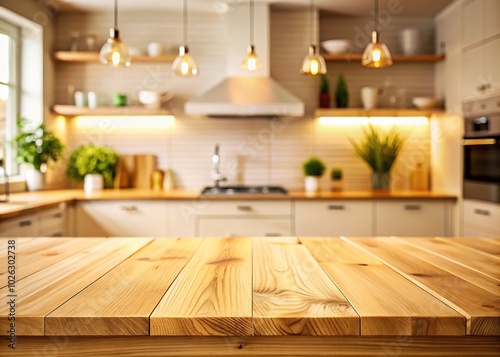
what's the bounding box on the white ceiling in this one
[49,0,454,16]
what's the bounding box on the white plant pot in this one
[84,174,104,193]
[25,169,45,191]
[304,176,320,193]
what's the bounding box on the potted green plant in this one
[15,119,64,191]
[66,144,119,190]
[349,125,405,190]
[319,74,331,108]
[303,157,326,193]
[330,168,343,191]
[335,73,349,108]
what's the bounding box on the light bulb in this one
[301,45,326,75]
[99,28,131,68]
[172,45,198,77]
[241,45,262,71]
[361,31,392,68]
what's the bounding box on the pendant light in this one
[172,0,198,77]
[99,0,131,67]
[300,0,326,76]
[241,0,262,71]
[361,0,393,68]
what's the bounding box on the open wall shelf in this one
[53,51,177,63]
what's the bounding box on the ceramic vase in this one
[84,174,104,193]
[305,176,320,193]
[25,169,45,191]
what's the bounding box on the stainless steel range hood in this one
[185,4,304,118]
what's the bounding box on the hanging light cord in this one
[374,0,379,33]
[250,0,254,45]
[309,0,314,44]
[183,0,188,46]
[114,0,118,29]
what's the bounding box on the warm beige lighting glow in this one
[362,32,392,68]
[74,116,175,129]
[318,116,428,126]
[172,45,198,77]
[99,0,131,68]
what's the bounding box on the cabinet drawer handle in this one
[265,233,282,237]
[404,204,422,211]
[237,205,253,212]
[53,212,63,219]
[328,205,345,210]
[121,205,138,211]
[473,208,490,216]
[19,220,32,227]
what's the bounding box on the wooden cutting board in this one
[115,155,157,189]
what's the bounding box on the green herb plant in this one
[15,118,64,172]
[350,125,405,174]
[335,73,349,108]
[66,144,119,188]
[331,168,343,180]
[320,74,330,94]
[303,157,326,177]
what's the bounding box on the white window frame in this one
[0,18,20,176]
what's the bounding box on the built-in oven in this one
[463,93,500,203]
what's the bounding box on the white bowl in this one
[321,40,351,54]
[412,97,441,109]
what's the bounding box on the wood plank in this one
[53,51,176,63]
[0,238,152,336]
[300,238,464,336]
[46,238,202,335]
[403,238,500,280]
[391,238,500,296]
[349,237,500,335]
[12,336,500,356]
[52,104,171,116]
[0,238,105,287]
[437,238,500,259]
[253,238,359,336]
[150,238,253,336]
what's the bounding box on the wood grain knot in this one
[42,251,60,256]
[357,263,369,266]
[206,257,243,265]
[410,273,432,278]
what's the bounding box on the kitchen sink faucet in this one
[211,144,227,188]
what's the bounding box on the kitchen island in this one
[1,236,499,356]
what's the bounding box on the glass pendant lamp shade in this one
[173,0,198,77]
[361,31,392,68]
[301,0,326,75]
[99,28,131,67]
[242,45,262,71]
[301,44,326,75]
[99,0,131,67]
[172,45,198,76]
[362,0,392,68]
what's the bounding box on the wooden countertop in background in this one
[0,189,457,220]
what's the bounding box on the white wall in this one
[56,8,433,191]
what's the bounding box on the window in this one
[0,18,20,175]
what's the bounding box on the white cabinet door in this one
[198,218,291,237]
[462,0,483,48]
[462,45,483,99]
[0,214,38,237]
[38,205,66,237]
[195,200,292,237]
[484,0,500,39]
[375,200,448,237]
[166,201,196,237]
[483,38,500,93]
[463,199,500,237]
[75,201,168,237]
[294,201,373,236]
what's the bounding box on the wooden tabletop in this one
[0,237,498,337]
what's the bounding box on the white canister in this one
[74,91,87,108]
[84,174,104,192]
[87,91,97,109]
[147,42,164,57]
[399,28,420,55]
[361,87,380,109]
[304,176,320,193]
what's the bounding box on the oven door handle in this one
[463,138,497,145]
